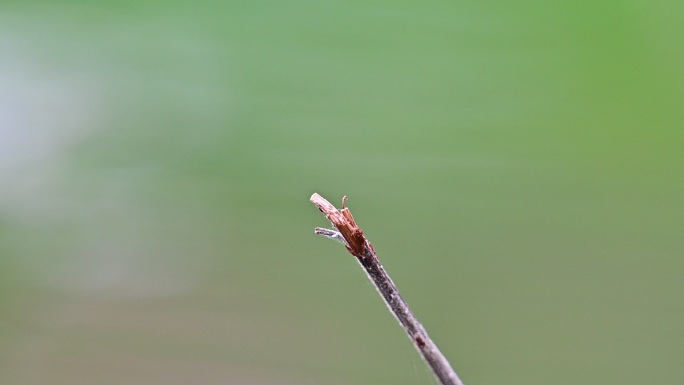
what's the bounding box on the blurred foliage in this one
[1,1,682,384]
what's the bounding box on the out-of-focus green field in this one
[1,1,682,384]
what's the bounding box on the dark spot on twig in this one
[415,336,426,349]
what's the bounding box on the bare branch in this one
[309,193,465,385]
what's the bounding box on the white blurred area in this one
[0,12,253,382]
[0,12,218,299]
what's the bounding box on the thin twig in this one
[310,193,465,385]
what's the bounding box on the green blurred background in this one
[1,1,682,384]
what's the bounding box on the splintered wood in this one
[310,193,367,258]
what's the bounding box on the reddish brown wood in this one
[310,193,366,258]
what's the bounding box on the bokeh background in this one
[1,1,682,384]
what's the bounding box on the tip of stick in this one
[310,192,367,257]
